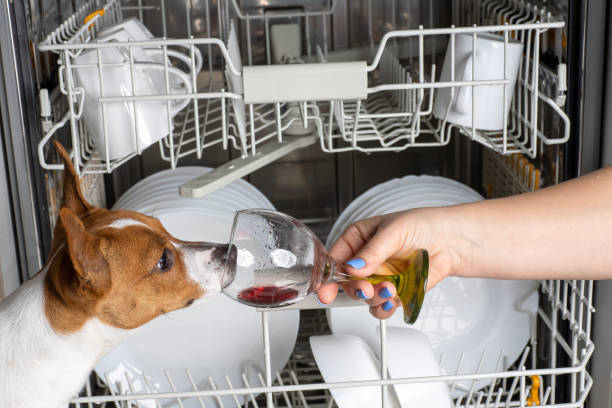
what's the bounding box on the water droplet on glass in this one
[270,249,297,268]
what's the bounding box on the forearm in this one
[441,166,612,281]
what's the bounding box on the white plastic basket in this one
[37,0,568,177]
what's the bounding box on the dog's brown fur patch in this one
[44,143,204,333]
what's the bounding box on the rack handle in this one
[527,375,541,406]
[84,9,105,30]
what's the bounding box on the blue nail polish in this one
[379,287,392,299]
[356,289,369,300]
[316,297,325,306]
[346,258,366,269]
[382,301,393,311]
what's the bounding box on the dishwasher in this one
[0,0,608,406]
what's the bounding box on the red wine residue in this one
[238,286,299,306]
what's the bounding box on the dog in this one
[0,142,237,408]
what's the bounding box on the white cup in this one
[97,18,203,91]
[433,32,523,131]
[73,46,192,161]
[96,17,155,42]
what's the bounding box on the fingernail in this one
[382,300,394,311]
[356,289,369,300]
[346,258,366,269]
[379,287,392,299]
[316,297,325,306]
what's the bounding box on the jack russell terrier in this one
[0,142,237,408]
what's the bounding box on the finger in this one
[344,224,405,277]
[328,217,383,274]
[340,280,375,301]
[317,282,339,304]
[365,281,397,307]
[369,297,400,319]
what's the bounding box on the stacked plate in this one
[326,175,483,246]
[96,167,299,408]
[324,175,538,399]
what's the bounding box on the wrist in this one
[422,205,475,280]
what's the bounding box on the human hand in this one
[317,208,461,319]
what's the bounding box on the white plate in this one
[142,205,241,223]
[333,175,480,228]
[113,167,207,208]
[98,180,291,408]
[327,185,481,246]
[128,191,263,216]
[384,327,451,408]
[96,209,299,408]
[326,177,537,397]
[123,178,268,209]
[343,191,475,226]
[326,176,482,246]
[338,187,475,227]
[118,174,270,211]
[115,167,272,211]
[96,296,299,408]
[114,167,272,209]
[310,335,399,408]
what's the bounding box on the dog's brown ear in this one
[53,141,93,216]
[59,207,109,296]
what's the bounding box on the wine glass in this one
[222,209,428,324]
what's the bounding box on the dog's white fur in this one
[0,223,224,408]
[0,255,129,408]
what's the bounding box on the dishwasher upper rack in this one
[36,0,568,176]
[68,279,594,408]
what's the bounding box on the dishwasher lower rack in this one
[70,279,594,408]
[37,0,569,177]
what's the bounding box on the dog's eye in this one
[157,249,172,272]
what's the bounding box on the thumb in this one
[344,226,403,277]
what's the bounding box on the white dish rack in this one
[68,279,593,408]
[34,1,593,407]
[37,0,569,180]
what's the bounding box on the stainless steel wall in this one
[0,130,20,299]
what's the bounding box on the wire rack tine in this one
[123,371,137,407]
[241,373,260,408]
[467,348,488,401]
[224,375,242,408]
[103,373,122,408]
[289,370,309,408]
[208,376,225,408]
[275,372,293,408]
[143,374,163,408]
[185,368,207,408]
[165,370,185,408]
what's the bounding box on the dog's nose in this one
[211,244,236,263]
[212,244,237,288]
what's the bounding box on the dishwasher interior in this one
[28,0,592,406]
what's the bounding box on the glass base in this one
[399,250,428,324]
[332,250,429,324]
